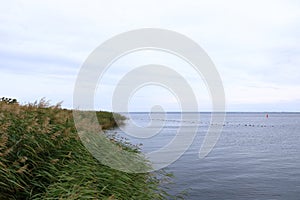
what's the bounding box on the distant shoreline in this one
[121,111,300,114]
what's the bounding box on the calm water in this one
[112,113,300,200]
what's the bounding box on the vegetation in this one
[0,98,175,199]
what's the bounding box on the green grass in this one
[0,98,177,199]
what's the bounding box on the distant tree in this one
[0,97,18,104]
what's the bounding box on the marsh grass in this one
[0,99,176,199]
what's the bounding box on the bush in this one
[0,97,17,104]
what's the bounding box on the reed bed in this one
[0,98,175,199]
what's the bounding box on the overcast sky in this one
[1,0,300,112]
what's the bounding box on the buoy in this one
[266,114,269,118]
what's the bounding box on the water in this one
[112,113,300,199]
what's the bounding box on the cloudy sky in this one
[1,0,300,112]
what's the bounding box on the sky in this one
[1,0,300,112]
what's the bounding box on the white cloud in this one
[0,0,300,111]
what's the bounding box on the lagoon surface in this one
[113,113,300,199]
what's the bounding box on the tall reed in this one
[0,99,176,199]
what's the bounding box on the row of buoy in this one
[135,118,277,128]
[135,113,272,127]
[208,123,274,128]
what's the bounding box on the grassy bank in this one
[0,98,174,199]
